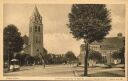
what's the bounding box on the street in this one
[4,64,76,77]
[4,64,125,77]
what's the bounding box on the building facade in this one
[78,33,125,66]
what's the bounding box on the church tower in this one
[29,6,44,57]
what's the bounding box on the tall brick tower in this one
[29,6,44,58]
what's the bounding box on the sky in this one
[3,4,125,56]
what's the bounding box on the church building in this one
[22,6,45,64]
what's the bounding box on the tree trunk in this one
[7,46,10,69]
[84,42,89,76]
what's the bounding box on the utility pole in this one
[84,42,89,76]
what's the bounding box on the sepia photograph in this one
[3,4,125,77]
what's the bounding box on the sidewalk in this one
[73,66,125,77]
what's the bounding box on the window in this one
[35,26,38,32]
[35,26,40,32]
[35,36,41,43]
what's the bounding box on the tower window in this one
[38,26,40,32]
[35,26,38,32]
[37,49,39,51]
[35,36,40,43]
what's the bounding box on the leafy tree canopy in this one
[68,4,111,43]
[112,47,125,60]
[4,24,24,60]
[65,51,76,61]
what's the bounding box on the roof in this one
[31,6,41,18]
[91,37,125,50]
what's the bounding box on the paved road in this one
[4,64,125,77]
[4,64,76,77]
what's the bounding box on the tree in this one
[65,51,76,62]
[68,4,111,76]
[4,24,24,65]
[112,51,120,59]
[119,47,125,64]
[112,47,125,64]
[88,50,102,66]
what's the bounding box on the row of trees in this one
[43,51,77,64]
[13,51,77,66]
[15,47,125,66]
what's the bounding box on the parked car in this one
[10,59,20,72]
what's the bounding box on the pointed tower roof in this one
[30,5,42,23]
[32,5,41,17]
